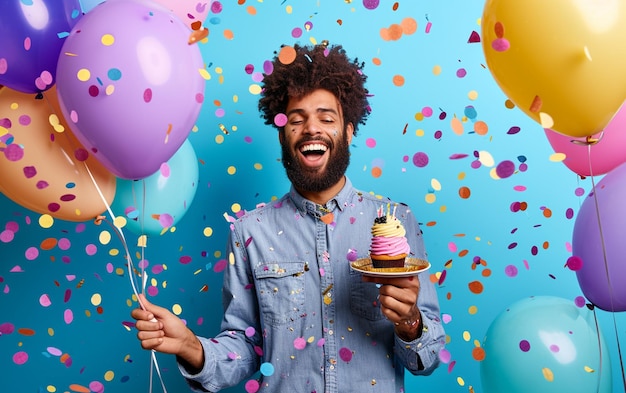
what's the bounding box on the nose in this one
[303,118,322,135]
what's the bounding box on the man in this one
[132,43,445,392]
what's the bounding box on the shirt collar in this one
[289,177,354,217]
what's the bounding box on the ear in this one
[346,122,354,144]
[278,129,285,144]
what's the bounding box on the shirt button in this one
[328,330,334,335]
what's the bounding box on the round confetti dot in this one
[244,379,259,393]
[474,121,488,135]
[293,337,306,350]
[278,46,297,65]
[39,214,54,228]
[291,27,303,38]
[0,322,15,334]
[492,38,510,52]
[91,293,102,306]
[107,68,122,81]
[104,370,115,381]
[40,294,52,307]
[412,152,429,167]
[365,137,376,148]
[172,304,182,315]
[85,244,97,256]
[439,348,451,363]
[25,246,39,260]
[392,74,405,86]
[260,362,274,376]
[89,381,104,393]
[0,229,15,243]
[339,347,353,362]
[458,186,471,199]
[566,256,583,271]
[58,238,71,250]
[519,340,530,352]
[13,351,28,365]
[4,144,24,161]
[472,346,485,361]
[363,0,380,10]
[504,264,518,277]
[574,296,586,307]
[101,34,114,45]
[274,113,287,127]
[371,166,382,178]
[468,280,483,294]
[496,160,515,178]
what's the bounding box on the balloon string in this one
[585,142,626,390]
[81,162,168,393]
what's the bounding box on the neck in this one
[296,176,347,205]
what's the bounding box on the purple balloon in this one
[572,162,626,311]
[0,0,82,93]
[56,0,205,180]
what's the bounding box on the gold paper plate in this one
[350,257,431,277]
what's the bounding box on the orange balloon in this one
[0,86,116,221]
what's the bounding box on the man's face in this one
[279,89,354,194]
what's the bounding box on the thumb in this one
[137,293,169,319]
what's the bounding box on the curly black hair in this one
[258,43,370,136]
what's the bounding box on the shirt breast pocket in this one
[254,261,306,327]
[349,270,386,321]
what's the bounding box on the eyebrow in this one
[286,107,339,116]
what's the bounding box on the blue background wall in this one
[1,1,624,392]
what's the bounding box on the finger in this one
[135,319,162,332]
[138,336,164,351]
[379,285,417,305]
[130,307,154,321]
[363,275,419,288]
[380,303,403,323]
[137,294,171,319]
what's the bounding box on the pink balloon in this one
[151,0,211,28]
[56,0,205,180]
[545,104,626,177]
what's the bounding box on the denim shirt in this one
[179,178,445,392]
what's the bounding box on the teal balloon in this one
[480,296,612,393]
[111,140,199,236]
[79,0,106,13]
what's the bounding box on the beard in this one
[281,131,350,194]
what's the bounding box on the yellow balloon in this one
[0,86,116,221]
[482,0,626,137]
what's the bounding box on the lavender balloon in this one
[572,162,626,311]
[56,0,205,179]
[0,0,82,93]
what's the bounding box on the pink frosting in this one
[370,235,410,256]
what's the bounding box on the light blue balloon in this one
[480,296,612,393]
[79,0,106,13]
[111,139,199,236]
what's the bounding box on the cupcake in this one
[369,204,411,268]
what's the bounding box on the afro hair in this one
[258,43,370,136]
